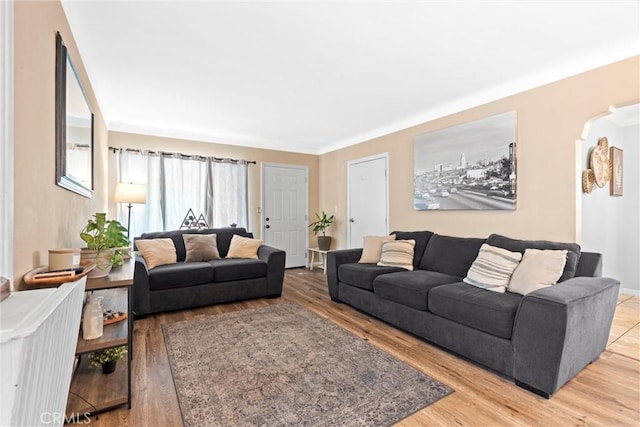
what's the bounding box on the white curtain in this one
[114,149,248,237]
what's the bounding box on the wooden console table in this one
[65,259,134,418]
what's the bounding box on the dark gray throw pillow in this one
[486,234,581,282]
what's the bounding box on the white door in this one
[262,164,308,268]
[348,154,389,248]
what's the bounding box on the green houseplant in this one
[89,346,127,375]
[80,213,130,278]
[309,211,335,251]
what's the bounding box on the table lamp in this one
[114,183,147,239]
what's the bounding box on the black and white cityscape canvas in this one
[414,111,516,210]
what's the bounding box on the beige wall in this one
[320,56,640,249]
[108,132,319,240]
[13,1,109,289]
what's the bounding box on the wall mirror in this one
[55,32,94,198]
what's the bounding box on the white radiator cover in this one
[0,278,86,426]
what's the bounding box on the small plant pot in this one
[81,249,114,278]
[102,361,116,375]
[317,236,332,251]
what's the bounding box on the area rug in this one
[162,302,452,426]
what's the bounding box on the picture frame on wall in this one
[413,111,517,210]
[610,146,623,196]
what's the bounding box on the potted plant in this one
[80,213,130,278]
[309,211,335,251]
[89,346,127,375]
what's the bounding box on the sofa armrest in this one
[326,249,363,302]
[512,276,620,397]
[133,255,151,317]
[258,245,286,297]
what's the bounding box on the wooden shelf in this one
[85,259,135,290]
[77,288,128,354]
[66,258,133,419]
[66,355,129,415]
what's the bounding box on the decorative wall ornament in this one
[582,136,611,193]
[610,146,623,196]
[413,111,517,211]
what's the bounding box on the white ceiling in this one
[61,1,640,155]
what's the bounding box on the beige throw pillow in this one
[463,244,523,293]
[377,240,415,271]
[358,235,396,263]
[183,234,220,262]
[507,248,568,295]
[227,235,263,259]
[135,238,177,270]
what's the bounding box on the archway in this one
[578,103,639,295]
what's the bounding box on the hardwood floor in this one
[86,269,640,426]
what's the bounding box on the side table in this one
[308,248,329,274]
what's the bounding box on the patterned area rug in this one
[162,302,452,426]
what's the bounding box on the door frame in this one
[347,153,389,248]
[1,1,13,284]
[261,162,309,263]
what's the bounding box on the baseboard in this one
[620,288,640,297]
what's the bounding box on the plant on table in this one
[80,213,130,274]
[309,211,335,250]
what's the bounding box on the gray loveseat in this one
[327,231,620,398]
[133,227,285,316]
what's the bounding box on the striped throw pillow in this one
[463,244,522,293]
[377,240,416,271]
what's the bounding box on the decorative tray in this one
[23,260,96,288]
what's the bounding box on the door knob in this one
[265,217,270,222]
[265,225,270,229]
[349,218,355,223]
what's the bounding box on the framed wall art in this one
[610,146,623,196]
[413,111,517,210]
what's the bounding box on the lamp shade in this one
[114,183,147,204]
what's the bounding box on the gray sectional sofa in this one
[133,227,285,316]
[327,231,620,398]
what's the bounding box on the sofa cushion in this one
[487,234,581,282]
[428,282,523,339]
[391,231,434,269]
[148,262,214,291]
[359,235,396,263]
[338,263,404,291]
[183,233,221,262]
[373,270,463,311]
[419,234,486,277]
[136,238,177,270]
[507,249,568,295]
[208,259,267,282]
[463,244,523,293]
[377,240,415,271]
[227,235,263,259]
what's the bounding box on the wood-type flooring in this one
[82,268,640,426]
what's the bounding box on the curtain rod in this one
[109,146,257,165]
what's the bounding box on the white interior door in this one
[262,164,308,268]
[348,154,389,248]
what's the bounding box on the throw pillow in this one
[183,234,220,262]
[358,235,396,263]
[463,244,523,293]
[377,240,416,271]
[226,234,263,259]
[508,248,568,295]
[135,238,177,270]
